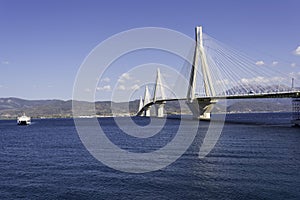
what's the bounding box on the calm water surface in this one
[0,113,299,199]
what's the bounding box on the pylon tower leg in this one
[156,102,165,118]
[144,107,151,117]
[186,26,217,120]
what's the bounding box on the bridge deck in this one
[137,91,300,116]
[201,91,300,100]
[154,91,300,103]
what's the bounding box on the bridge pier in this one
[144,106,151,117]
[138,96,144,116]
[292,98,300,127]
[142,85,152,117]
[186,98,216,120]
[156,101,166,118]
[185,26,217,121]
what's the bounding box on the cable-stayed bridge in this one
[137,26,300,126]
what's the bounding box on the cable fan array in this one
[192,33,294,97]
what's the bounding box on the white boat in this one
[17,113,31,125]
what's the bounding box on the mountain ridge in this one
[0,97,294,119]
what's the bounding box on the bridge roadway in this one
[137,91,300,116]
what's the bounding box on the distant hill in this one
[0,97,190,119]
[0,98,140,119]
[0,97,295,119]
[0,98,72,119]
[226,99,292,113]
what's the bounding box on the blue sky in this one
[0,0,299,100]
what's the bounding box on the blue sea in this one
[0,113,299,199]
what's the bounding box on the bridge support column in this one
[186,98,216,120]
[156,101,166,118]
[138,96,144,116]
[186,26,217,121]
[152,68,166,118]
[292,98,300,127]
[143,85,152,117]
[144,106,151,117]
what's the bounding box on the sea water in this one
[0,113,299,199]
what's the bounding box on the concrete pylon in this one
[143,85,151,117]
[187,26,215,100]
[156,103,165,118]
[153,68,166,118]
[197,26,215,97]
[138,96,144,116]
[153,68,166,102]
[186,26,217,120]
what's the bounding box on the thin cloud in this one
[293,46,300,55]
[255,61,265,66]
[84,88,92,93]
[115,84,140,91]
[121,73,131,80]
[291,63,297,67]
[216,79,230,85]
[272,61,278,66]
[241,76,270,84]
[240,76,284,84]
[117,85,126,91]
[1,60,9,65]
[130,84,140,91]
[97,85,111,91]
[100,77,110,83]
[118,73,132,83]
[289,71,300,79]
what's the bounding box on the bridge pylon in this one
[153,68,166,118]
[143,85,151,117]
[138,96,144,117]
[186,26,217,120]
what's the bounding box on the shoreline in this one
[0,111,294,121]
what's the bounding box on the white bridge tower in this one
[143,85,151,117]
[153,68,166,117]
[186,26,217,120]
[137,68,166,117]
